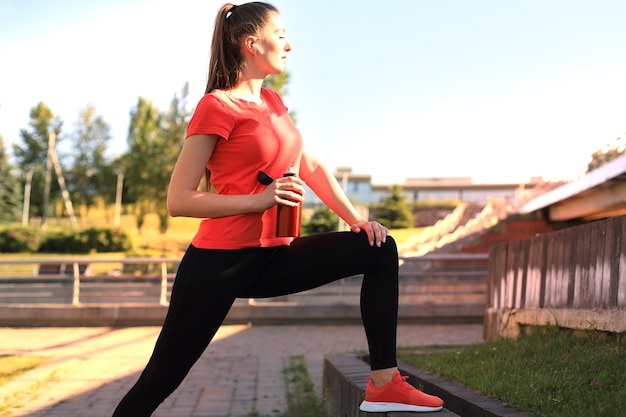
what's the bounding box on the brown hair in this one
[205,2,279,94]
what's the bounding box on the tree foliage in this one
[372,184,414,229]
[123,97,162,230]
[6,74,286,230]
[263,72,289,96]
[156,83,191,231]
[11,102,64,217]
[303,206,339,235]
[0,135,22,222]
[123,84,190,232]
[586,135,625,172]
[68,103,113,209]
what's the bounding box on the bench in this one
[37,263,91,276]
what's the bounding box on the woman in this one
[112,2,443,415]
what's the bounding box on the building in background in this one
[303,167,543,208]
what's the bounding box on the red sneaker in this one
[359,371,444,413]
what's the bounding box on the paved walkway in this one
[0,324,483,417]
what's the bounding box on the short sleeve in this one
[261,88,289,115]
[186,94,235,140]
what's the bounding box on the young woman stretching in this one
[111,2,443,415]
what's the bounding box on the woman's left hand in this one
[350,221,390,248]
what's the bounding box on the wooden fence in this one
[485,215,626,341]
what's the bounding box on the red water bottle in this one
[276,167,302,237]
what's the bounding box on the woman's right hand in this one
[169,135,306,218]
[255,174,305,211]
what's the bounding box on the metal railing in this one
[0,258,179,306]
[0,254,489,306]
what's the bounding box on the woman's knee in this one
[384,235,397,251]
[379,234,398,263]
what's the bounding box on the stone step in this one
[323,354,531,417]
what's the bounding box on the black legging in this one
[112,231,399,417]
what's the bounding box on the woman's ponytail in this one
[204,2,278,94]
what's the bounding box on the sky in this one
[1,0,626,185]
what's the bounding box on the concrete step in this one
[323,354,532,417]
[323,354,459,416]
[0,302,486,327]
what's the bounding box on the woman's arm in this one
[299,150,389,246]
[167,134,303,218]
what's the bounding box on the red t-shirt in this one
[186,88,303,249]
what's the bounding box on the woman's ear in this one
[245,36,261,55]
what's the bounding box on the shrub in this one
[303,206,340,235]
[82,227,131,252]
[0,227,43,252]
[38,230,90,253]
[0,227,132,253]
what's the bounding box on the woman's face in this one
[254,12,291,74]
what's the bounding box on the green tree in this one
[373,184,414,229]
[0,135,22,222]
[12,102,64,218]
[263,72,289,96]
[123,97,162,231]
[68,103,113,210]
[303,206,339,235]
[123,85,190,233]
[155,83,191,232]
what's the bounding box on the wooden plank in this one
[557,231,569,307]
[525,236,542,308]
[510,239,521,309]
[608,217,621,307]
[585,223,596,308]
[537,234,548,306]
[574,224,593,308]
[553,232,564,307]
[565,227,576,308]
[544,234,557,308]
[587,223,599,304]
[487,244,507,308]
[539,233,549,308]
[508,239,525,309]
[497,244,509,309]
[617,216,626,308]
[599,218,614,308]
[592,218,610,302]
[504,241,516,308]
[559,229,572,307]
[518,239,529,309]
[486,246,496,308]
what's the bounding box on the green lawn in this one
[398,326,626,417]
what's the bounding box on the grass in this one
[283,355,331,417]
[0,355,49,387]
[398,326,626,417]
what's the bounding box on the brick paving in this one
[0,323,483,417]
